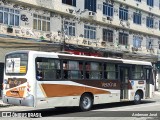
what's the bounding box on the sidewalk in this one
[0,98,12,107]
[154,91,160,96]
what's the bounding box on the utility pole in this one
[61,16,65,51]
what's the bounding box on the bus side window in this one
[132,65,144,80]
[68,60,82,80]
[36,58,61,81]
[104,63,118,80]
[90,62,102,80]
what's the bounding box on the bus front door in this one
[120,67,130,100]
[145,68,152,98]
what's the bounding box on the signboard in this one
[6,58,21,73]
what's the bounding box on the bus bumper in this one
[2,95,34,107]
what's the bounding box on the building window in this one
[85,0,97,12]
[84,25,96,40]
[147,0,154,7]
[62,0,76,7]
[103,29,113,42]
[133,12,141,25]
[0,6,20,26]
[119,32,128,45]
[119,7,128,21]
[103,2,113,17]
[146,17,154,28]
[33,14,50,31]
[64,21,75,36]
[133,36,142,48]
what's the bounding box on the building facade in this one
[0,0,159,62]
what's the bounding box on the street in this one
[0,92,160,120]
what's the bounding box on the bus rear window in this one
[5,53,28,75]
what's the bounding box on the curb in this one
[0,105,12,107]
[154,91,160,94]
[0,99,13,107]
[0,103,13,107]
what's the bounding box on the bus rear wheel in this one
[134,92,141,104]
[79,94,93,111]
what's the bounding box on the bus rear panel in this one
[3,51,34,107]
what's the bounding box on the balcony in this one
[11,0,53,9]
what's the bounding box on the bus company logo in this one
[1,112,42,118]
[101,82,117,88]
[2,112,13,117]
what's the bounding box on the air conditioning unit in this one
[114,9,118,13]
[154,24,158,29]
[101,41,106,47]
[120,20,125,27]
[132,47,138,51]
[126,21,130,27]
[88,41,92,45]
[7,26,13,33]
[120,4,123,8]
[68,8,74,14]
[83,39,87,44]
[89,11,95,17]
[107,16,113,21]
[102,17,106,22]
[128,14,133,19]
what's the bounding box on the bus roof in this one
[6,50,152,66]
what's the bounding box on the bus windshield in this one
[5,53,28,75]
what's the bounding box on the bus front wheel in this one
[134,92,141,104]
[79,93,93,111]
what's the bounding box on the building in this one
[0,0,160,90]
[0,0,159,60]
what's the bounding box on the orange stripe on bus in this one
[6,86,26,98]
[40,84,111,97]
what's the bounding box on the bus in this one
[2,50,154,111]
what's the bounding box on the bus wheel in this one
[79,94,93,111]
[134,92,141,104]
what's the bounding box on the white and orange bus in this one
[2,50,154,111]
